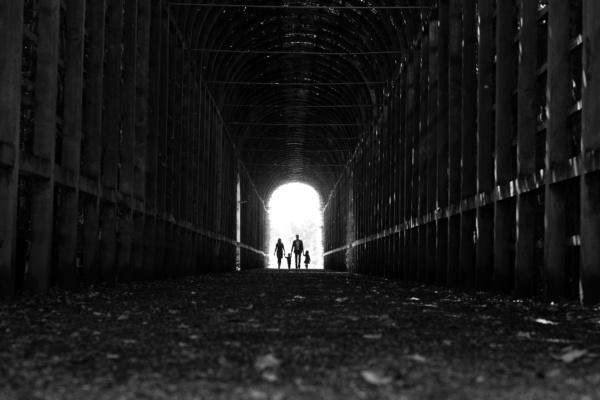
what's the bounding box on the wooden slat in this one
[418,29,429,282]
[0,0,24,298]
[81,0,105,286]
[436,0,449,286]
[100,0,124,285]
[447,0,462,288]
[494,0,515,293]
[119,0,137,197]
[403,58,414,280]
[155,9,170,278]
[425,18,438,285]
[544,0,570,300]
[475,0,494,291]
[132,0,150,281]
[580,0,600,305]
[460,0,476,289]
[57,0,87,290]
[143,0,162,281]
[117,0,137,283]
[515,0,538,297]
[28,0,61,295]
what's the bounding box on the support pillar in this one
[580,0,600,305]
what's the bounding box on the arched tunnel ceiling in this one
[168,1,432,202]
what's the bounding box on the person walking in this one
[291,234,304,269]
[303,250,311,269]
[284,253,292,269]
[273,238,285,269]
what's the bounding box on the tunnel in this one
[2,1,600,397]
[2,0,600,303]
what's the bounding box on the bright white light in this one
[267,182,323,269]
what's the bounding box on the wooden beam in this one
[475,0,494,291]
[436,0,449,286]
[425,18,438,285]
[494,0,515,293]
[57,0,87,290]
[28,0,61,295]
[118,0,136,283]
[0,0,24,298]
[580,0,600,305]
[100,0,124,285]
[132,0,151,281]
[81,0,105,286]
[545,0,570,300]
[460,0,476,289]
[447,0,462,288]
[515,0,538,297]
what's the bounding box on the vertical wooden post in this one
[545,0,570,300]
[57,0,87,290]
[494,0,515,293]
[82,0,106,286]
[476,0,495,291]
[144,0,162,281]
[426,17,438,285]
[515,0,538,297]
[0,0,24,298]
[411,44,422,282]
[120,0,136,199]
[447,0,462,288]
[436,0,449,286]
[117,0,137,283]
[403,58,414,280]
[155,9,170,279]
[460,0,477,289]
[580,0,600,305]
[132,0,151,281]
[100,0,124,286]
[170,33,183,277]
[418,26,429,283]
[28,0,61,294]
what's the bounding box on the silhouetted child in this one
[304,251,311,269]
[285,253,292,269]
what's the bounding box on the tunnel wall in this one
[324,0,600,304]
[0,0,267,297]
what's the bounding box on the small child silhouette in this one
[284,253,292,269]
[304,251,311,269]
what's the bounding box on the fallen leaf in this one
[404,354,427,363]
[363,333,382,340]
[516,331,533,339]
[254,354,281,371]
[552,349,588,364]
[261,371,278,382]
[534,318,558,325]
[361,370,393,385]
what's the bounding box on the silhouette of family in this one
[273,234,310,269]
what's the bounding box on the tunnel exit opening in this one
[267,183,324,269]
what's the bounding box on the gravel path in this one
[1,269,599,399]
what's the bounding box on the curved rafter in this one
[169,0,425,201]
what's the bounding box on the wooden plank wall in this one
[323,0,600,305]
[0,0,266,297]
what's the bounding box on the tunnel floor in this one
[1,270,599,400]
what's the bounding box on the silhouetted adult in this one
[291,234,304,269]
[273,238,285,269]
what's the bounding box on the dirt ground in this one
[1,269,599,400]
